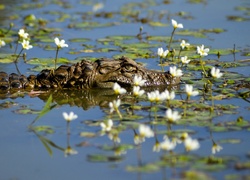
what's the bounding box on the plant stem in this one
[199,56,208,77]
[159,57,165,72]
[184,96,190,118]
[14,61,21,75]
[159,57,163,65]
[14,48,24,63]
[55,47,59,70]
[210,83,214,112]
[5,23,13,35]
[168,28,176,50]
[67,121,71,135]
[177,48,182,62]
[116,108,123,120]
[166,99,170,108]
[14,38,20,55]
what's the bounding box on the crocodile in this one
[0,56,180,91]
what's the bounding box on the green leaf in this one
[126,163,160,172]
[80,132,96,138]
[27,57,69,66]
[38,134,64,156]
[148,21,168,27]
[30,94,57,125]
[32,125,54,134]
[0,54,15,63]
[87,154,123,162]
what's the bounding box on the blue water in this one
[0,0,250,179]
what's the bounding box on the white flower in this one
[21,40,33,50]
[181,56,191,64]
[108,133,121,143]
[212,143,223,154]
[64,146,78,157]
[171,19,183,29]
[180,40,190,49]
[62,111,78,122]
[160,137,176,151]
[113,83,127,95]
[162,89,175,100]
[18,29,29,39]
[147,91,156,102]
[185,84,199,97]
[170,66,183,77]
[100,119,113,132]
[166,108,181,123]
[0,39,6,47]
[197,44,209,56]
[153,141,161,152]
[211,67,223,79]
[147,90,166,103]
[92,3,104,12]
[134,134,143,145]
[184,137,200,151]
[109,99,121,113]
[133,75,146,86]
[171,137,182,145]
[138,124,154,140]
[157,47,169,58]
[54,37,68,48]
[133,86,145,97]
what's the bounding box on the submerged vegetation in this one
[0,0,250,179]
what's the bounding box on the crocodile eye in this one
[124,65,136,72]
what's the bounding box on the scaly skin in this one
[0,56,180,91]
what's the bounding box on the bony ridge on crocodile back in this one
[0,56,180,91]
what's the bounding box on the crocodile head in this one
[89,56,180,88]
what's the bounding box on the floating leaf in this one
[100,144,134,151]
[14,107,39,115]
[235,161,250,170]
[183,170,214,180]
[227,15,249,21]
[106,35,135,41]
[80,132,96,138]
[32,125,54,134]
[27,57,70,67]
[0,54,15,63]
[126,163,160,172]
[0,101,18,109]
[87,154,123,162]
[69,38,91,43]
[149,21,168,27]
[176,29,206,38]
[219,139,241,144]
[69,21,116,29]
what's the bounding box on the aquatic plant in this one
[54,37,68,69]
[197,44,210,77]
[168,19,183,50]
[113,82,127,95]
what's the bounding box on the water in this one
[0,0,250,179]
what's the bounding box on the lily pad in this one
[31,125,54,134]
[0,54,15,63]
[87,154,124,162]
[126,163,160,172]
[27,57,70,66]
[14,106,39,115]
[80,132,97,138]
